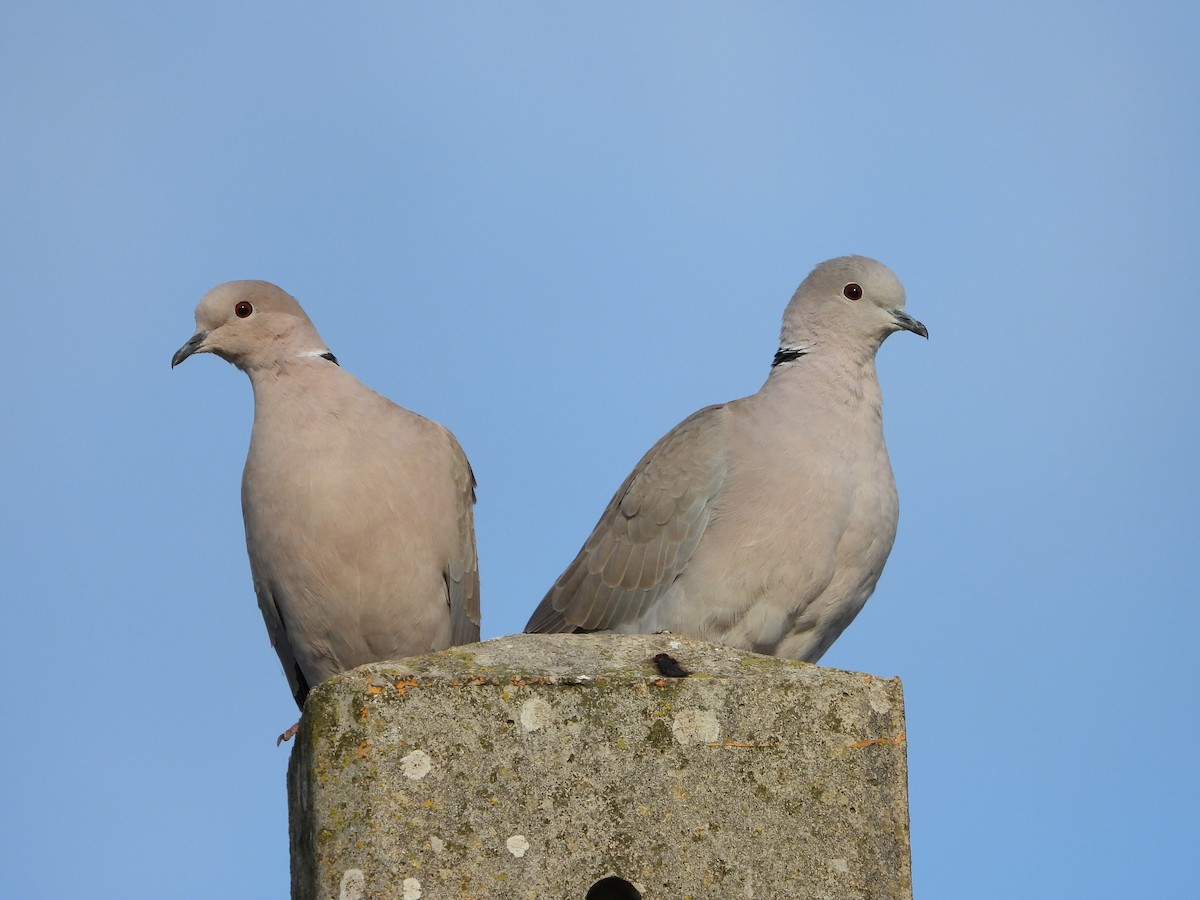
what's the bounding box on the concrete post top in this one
[290,633,911,900]
[310,631,901,692]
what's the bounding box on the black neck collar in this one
[772,347,807,367]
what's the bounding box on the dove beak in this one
[172,331,209,367]
[891,309,928,339]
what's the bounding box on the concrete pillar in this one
[289,633,911,899]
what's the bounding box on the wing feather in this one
[448,450,482,647]
[526,404,730,633]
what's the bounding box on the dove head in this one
[171,280,335,372]
[777,256,926,361]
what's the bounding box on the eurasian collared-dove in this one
[173,281,480,716]
[526,256,925,661]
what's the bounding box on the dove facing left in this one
[173,280,480,719]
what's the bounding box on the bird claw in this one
[276,722,300,746]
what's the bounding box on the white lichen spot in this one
[829,858,850,874]
[672,708,720,744]
[339,868,366,900]
[428,836,445,854]
[400,749,433,780]
[520,697,553,731]
[402,876,423,899]
[866,685,893,715]
[506,834,531,858]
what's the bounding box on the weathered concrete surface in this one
[289,633,910,900]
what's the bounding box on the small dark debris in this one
[652,653,690,678]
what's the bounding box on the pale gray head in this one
[775,256,926,364]
[171,280,336,372]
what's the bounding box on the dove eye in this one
[843,283,863,301]
[235,301,254,318]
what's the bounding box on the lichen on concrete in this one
[289,632,911,899]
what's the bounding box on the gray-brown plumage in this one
[526,256,925,661]
[173,281,480,709]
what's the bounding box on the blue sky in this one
[2,3,1197,897]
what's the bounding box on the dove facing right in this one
[525,255,925,662]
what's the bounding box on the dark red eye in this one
[843,283,863,301]
[235,301,253,318]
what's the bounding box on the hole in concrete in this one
[586,876,642,899]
